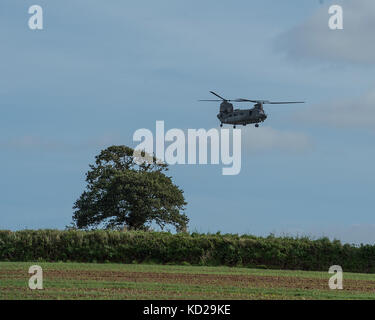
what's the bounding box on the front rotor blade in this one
[198,99,222,102]
[210,91,227,101]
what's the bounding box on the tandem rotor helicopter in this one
[199,91,305,128]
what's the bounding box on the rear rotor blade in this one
[234,98,259,103]
[235,98,305,105]
[268,101,305,104]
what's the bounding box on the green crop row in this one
[0,230,374,273]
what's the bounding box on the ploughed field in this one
[1,262,375,300]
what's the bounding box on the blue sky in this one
[1,0,374,244]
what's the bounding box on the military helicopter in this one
[199,91,305,128]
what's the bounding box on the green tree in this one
[73,145,188,232]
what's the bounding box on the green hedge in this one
[0,230,374,273]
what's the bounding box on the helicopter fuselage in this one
[217,106,267,126]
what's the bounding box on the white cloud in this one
[276,0,375,64]
[276,0,375,129]
[294,88,375,127]
[0,135,123,153]
[241,126,312,153]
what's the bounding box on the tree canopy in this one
[73,145,188,232]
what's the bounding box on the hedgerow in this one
[0,230,374,273]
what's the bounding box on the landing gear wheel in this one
[220,123,223,128]
[233,125,236,129]
[255,124,259,128]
